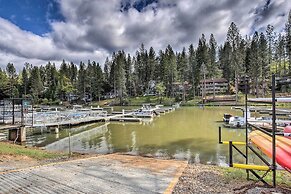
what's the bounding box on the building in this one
[238,76,250,94]
[199,78,228,96]
[173,81,192,93]
[276,76,291,92]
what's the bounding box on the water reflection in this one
[45,124,109,153]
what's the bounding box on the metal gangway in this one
[32,110,108,128]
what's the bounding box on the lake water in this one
[27,107,247,165]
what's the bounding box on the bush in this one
[40,98,49,105]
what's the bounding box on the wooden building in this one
[199,78,228,96]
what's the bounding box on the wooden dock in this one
[0,124,21,130]
[33,112,135,128]
[109,117,142,122]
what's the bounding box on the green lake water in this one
[27,107,247,165]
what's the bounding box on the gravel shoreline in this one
[172,163,291,194]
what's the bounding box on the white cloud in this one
[0,0,290,69]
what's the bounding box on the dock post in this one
[12,99,15,125]
[271,74,276,187]
[55,127,59,134]
[244,75,249,180]
[8,126,26,142]
[218,127,222,144]
[229,141,233,167]
[68,132,72,157]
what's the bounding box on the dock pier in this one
[0,104,180,142]
[0,125,26,142]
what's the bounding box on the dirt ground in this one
[0,154,41,171]
[0,153,98,172]
[173,164,291,194]
[102,154,187,175]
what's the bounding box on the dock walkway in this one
[33,112,134,128]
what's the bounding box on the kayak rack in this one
[218,74,278,187]
[219,127,272,185]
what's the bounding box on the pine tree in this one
[147,47,157,92]
[103,57,111,94]
[44,62,58,100]
[249,32,260,97]
[78,61,87,101]
[6,63,18,98]
[196,34,208,98]
[59,60,69,78]
[285,10,291,74]
[0,68,9,98]
[258,32,269,96]
[156,50,165,84]
[266,24,275,72]
[188,44,197,97]
[219,42,232,87]
[125,54,134,96]
[21,66,29,96]
[164,45,177,97]
[91,62,103,101]
[275,34,285,75]
[69,62,78,89]
[29,66,43,101]
[114,51,126,103]
[226,22,241,102]
[208,34,218,78]
[176,47,188,101]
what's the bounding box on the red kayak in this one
[249,130,291,172]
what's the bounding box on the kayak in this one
[249,130,291,172]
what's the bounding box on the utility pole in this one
[201,63,206,104]
[235,70,238,104]
[212,78,215,99]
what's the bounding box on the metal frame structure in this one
[1,98,33,126]
[218,74,278,187]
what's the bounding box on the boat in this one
[228,116,245,128]
[133,104,153,117]
[224,107,250,128]
[132,109,154,118]
[223,113,232,123]
[249,130,291,172]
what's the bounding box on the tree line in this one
[0,10,290,103]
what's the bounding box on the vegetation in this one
[0,142,65,160]
[222,167,291,187]
[0,10,291,104]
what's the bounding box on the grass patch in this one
[0,142,65,160]
[127,96,175,106]
[222,167,291,187]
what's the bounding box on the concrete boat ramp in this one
[0,154,187,194]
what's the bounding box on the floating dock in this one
[109,117,142,122]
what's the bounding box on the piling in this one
[8,126,26,142]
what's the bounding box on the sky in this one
[0,0,290,69]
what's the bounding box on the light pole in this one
[201,63,206,104]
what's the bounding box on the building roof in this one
[199,78,228,84]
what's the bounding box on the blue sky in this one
[0,0,63,35]
[0,0,290,69]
